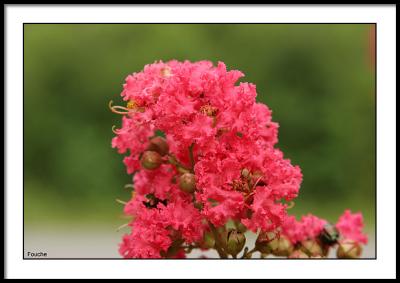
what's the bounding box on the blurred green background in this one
[24,24,375,245]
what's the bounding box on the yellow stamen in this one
[126,100,137,109]
[160,67,172,78]
[200,104,218,117]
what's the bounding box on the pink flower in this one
[300,214,327,240]
[120,193,205,258]
[281,214,327,244]
[113,60,305,257]
[242,186,287,232]
[119,200,172,258]
[336,210,368,245]
[200,188,245,227]
[133,164,176,200]
[161,199,205,243]
[112,115,154,155]
[281,215,304,244]
[112,60,369,259]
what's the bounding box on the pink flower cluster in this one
[120,192,204,258]
[281,214,327,244]
[336,209,368,244]
[111,60,367,258]
[281,210,368,245]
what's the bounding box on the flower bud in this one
[319,223,339,245]
[147,136,169,156]
[178,173,196,193]
[272,236,294,257]
[289,250,309,259]
[300,239,324,257]
[255,231,276,254]
[140,151,162,170]
[256,233,294,257]
[337,240,362,259]
[226,230,246,257]
[235,221,247,233]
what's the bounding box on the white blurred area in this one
[24,226,375,259]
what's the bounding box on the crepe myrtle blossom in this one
[110,60,367,259]
[335,210,368,258]
[271,211,368,258]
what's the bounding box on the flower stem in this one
[167,153,191,172]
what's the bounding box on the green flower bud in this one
[300,239,324,257]
[319,223,339,245]
[288,250,309,259]
[147,136,169,156]
[272,236,294,257]
[235,221,247,233]
[140,151,162,170]
[226,230,246,257]
[256,233,293,257]
[337,240,362,259]
[255,231,276,254]
[179,173,196,193]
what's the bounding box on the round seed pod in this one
[140,151,162,170]
[147,136,169,156]
[178,173,196,193]
[337,240,362,259]
[300,239,324,257]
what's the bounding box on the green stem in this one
[167,153,191,172]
